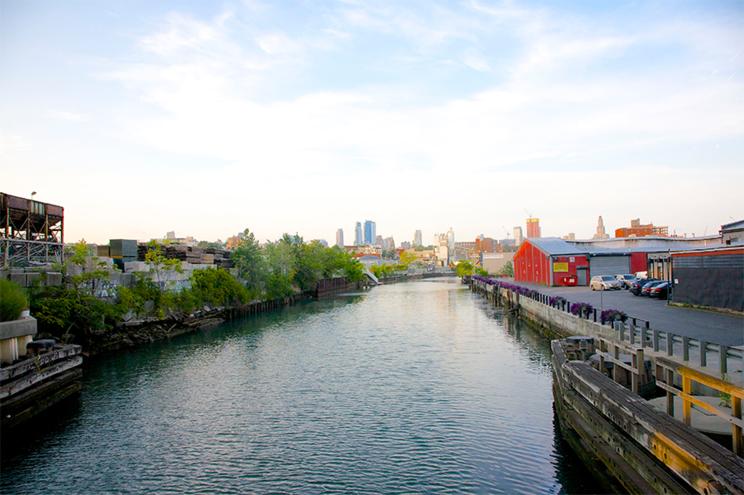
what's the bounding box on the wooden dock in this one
[469,277,744,494]
[1,344,83,432]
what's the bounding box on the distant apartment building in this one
[364,220,376,245]
[434,232,450,266]
[414,229,423,247]
[382,237,395,251]
[526,218,541,238]
[615,218,668,238]
[593,216,610,239]
[335,228,344,247]
[513,226,523,246]
[354,222,363,245]
[454,241,477,260]
[400,241,411,249]
[475,236,496,253]
[499,238,516,251]
[375,234,384,247]
[563,232,576,241]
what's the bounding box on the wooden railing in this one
[470,278,744,457]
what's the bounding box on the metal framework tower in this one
[1,192,64,268]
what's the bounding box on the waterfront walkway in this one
[511,282,744,346]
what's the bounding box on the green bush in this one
[190,268,249,307]
[0,279,28,322]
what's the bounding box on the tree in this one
[231,228,268,299]
[399,251,417,268]
[500,261,514,277]
[144,241,182,289]
[190,268,248,308]
[455,260,474,277]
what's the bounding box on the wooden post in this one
[612,344,620,383]
[666,369,674,417]
[699,341,707,368]
[682,336,689,362]
[637,348,645,387]
[682,375,692,426]
[667,332,674,356]
[640,324,647,348]
[619,323,626,343]
[733,397,742,456]
[720,345,728,375]
[652,329,659,352]
[631,349,641,394]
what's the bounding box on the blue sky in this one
[2,0,743,244]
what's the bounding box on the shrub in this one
[570,302,594,318]
[190,268,249,308]
[0,279,28,322]
[600,309,628,324]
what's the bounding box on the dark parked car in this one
[630,278,658,296]
[641,280,666,296]
[649,281,671,300]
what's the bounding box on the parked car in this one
[641,280,666,296]
[634,271,648,280]
[590,275,622,291]
[615,274,636,289]
[630,278,658,296]
[649,281,671,300]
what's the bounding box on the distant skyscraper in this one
[364,220,376,245]
[447,227,455,261]
[513,226,523,246]
[593,216,609,240]
[354,222,363,246]
[336,228,344,247]
[375,234,384,247]
[526,218,541,238]
[414,229,422,247]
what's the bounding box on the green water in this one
[1,279,603,494]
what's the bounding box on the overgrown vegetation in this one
[0,279,28,322]
[455,261,474,277]
[27,234,366,345]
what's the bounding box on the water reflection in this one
[3,280,605,494]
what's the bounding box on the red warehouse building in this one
[514,238,650,286]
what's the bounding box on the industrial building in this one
[671,245,743,313]
[1,192,64,268]
[513,235,721,287]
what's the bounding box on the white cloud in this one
[48,110,88,122]
[10,0,741,243]
[256,33,302,55]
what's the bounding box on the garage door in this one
[590,255,630,277]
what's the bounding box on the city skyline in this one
[2,1,742,244]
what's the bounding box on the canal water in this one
[1,279,603,494]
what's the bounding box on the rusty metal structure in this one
[1,192,64,268]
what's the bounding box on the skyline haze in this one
[2,0,742,244]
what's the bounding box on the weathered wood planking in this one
[0,356,83,399]
[0,345,81,382]
[552,340,744,495]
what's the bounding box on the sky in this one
[1,0,743,245]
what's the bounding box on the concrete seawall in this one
[506,289,616,341]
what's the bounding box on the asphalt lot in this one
[513,282,744,346]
